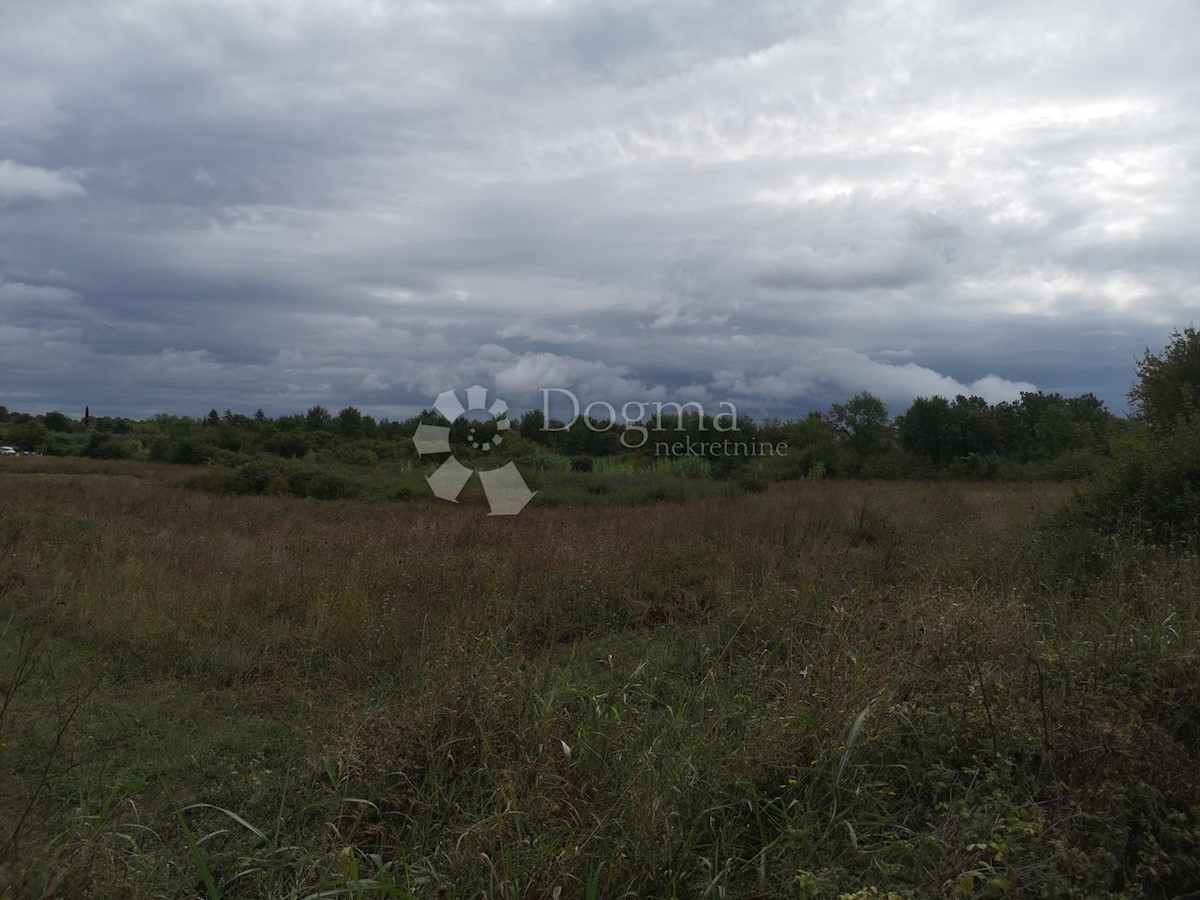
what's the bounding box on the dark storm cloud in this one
[1,0,1198,419]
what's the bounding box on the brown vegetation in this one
[2,461,1198,897]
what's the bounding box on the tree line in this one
[8,325,1200,483]
[0,388,1121,480]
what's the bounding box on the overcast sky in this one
[2,0,1198,421]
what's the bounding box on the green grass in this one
[2,462,1200,897]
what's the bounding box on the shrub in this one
[214,461,362,501]
[1068,419,1200,546]
[1043,447,1104,481]
[765,446,837,481]
[1071,326,1200,547]
[84,435,141,460]
[206,448,252,468]
[182,468,229,494]
[4,420,51,452]
[946,452,1001,480]
[283,467,315,497]
[304,472,357,500]
[734,472,767,494]
[263,432,311,459]
[230,460,283,495]
[858,448,935,480]
[708,453,749,480]
[163,435,217,465]
[570,456,594,473]
[343,446,379,467]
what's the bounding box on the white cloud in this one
[191,166,217,188]
[714,349,1036,410]
[0,159,84,201]
[497,322,595,344]
[0,281,80,304]
[492,351,668,405]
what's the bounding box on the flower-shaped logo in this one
[412,385,536,515]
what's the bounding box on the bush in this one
[570,456,594,473]
[1069,419,1200,546]
[212,460,360,501]
[946,452,1001,480]
[4,420,51,452]
[707,453,749,480]
[206,448,252,468]
[162,435,217,465]
[734,472,767,494]
[230,460,283,495]
[858,448,935,480]
[1043,447,1104,481]
[84,435,141,460]
[343,445,379,467]
[764,446,838,481]
[1070,326,1200,547]
[264,432,311,459]
[304,472,357,500]
[182,468,229,494]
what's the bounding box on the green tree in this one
[264,431,310,459]
[1070,328,1200,544]
[335,406,367,438]
[518,409,546,441]
[6,419,50,451]
[305,406,332,431]
[42,410,72,432]
[896,396,955,465]
[774,413,843,478]
[1129,326,1200,432]
[951,395,1000,457]
[828,392,892,455]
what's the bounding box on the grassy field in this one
[2,459,1199,897]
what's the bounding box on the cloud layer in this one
[2,0,1198,419]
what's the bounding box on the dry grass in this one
[1,461,1199,897]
